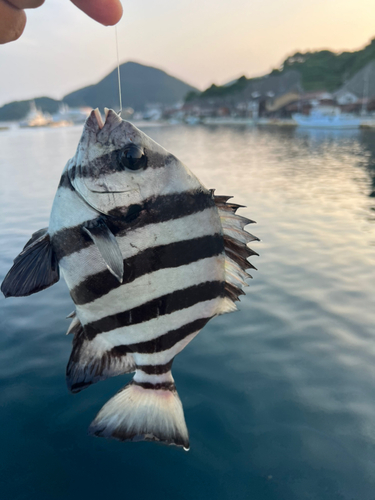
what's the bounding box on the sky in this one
[1,0,375,106]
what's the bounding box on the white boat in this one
[19,102,53,128]
[292,107,361,129]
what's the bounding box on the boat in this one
[19,102,53,128]
[292,106,361,129]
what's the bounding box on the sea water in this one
[0,123,374,500]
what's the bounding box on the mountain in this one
[63,61,197,111]
[0,62,197,121]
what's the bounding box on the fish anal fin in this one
[66,323,135,393]
[1,230,59,298]
[82,219,124,283]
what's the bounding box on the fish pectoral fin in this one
[1,229,59,298]
[23,227,49,248]
[82,219,124,283]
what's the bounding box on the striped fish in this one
[1,108,258,449]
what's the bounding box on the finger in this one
[0,0,26,44]
[70,0,123,26]
[7,0,44,8]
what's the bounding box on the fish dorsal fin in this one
[1,229,59,298]
[82,219,124,283]
[214,193,259,308]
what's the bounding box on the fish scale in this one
[1,108,258,450]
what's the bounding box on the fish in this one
[1,108,258,449]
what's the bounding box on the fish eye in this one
[118,145,147,171]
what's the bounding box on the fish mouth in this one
[87,108,122,135]
[89,108,122,131]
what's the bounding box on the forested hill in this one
[186,37,375,102]
[271,37,375,91]
[0,97,61,122]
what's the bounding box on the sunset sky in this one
[1,0,375,106]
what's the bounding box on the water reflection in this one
[294,127,375,200]
[0,124,375,500]
[357,130,375,198]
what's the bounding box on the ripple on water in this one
[0,125,375,500]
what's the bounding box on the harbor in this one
[3,44,375,132]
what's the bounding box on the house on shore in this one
[334,60,375,113]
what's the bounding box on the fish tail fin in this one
[88,370,189,450]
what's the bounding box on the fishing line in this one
[115,25,122,116]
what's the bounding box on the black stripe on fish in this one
[52,190,215,260]
[130,380,176,391]
[106,187,214,219]
[58,171,75,191]
[137,360,174,375]
[68,150,177,180]
[71,234,225,306]
[84,280,224,340]
[110,316,210,355]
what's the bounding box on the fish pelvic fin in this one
[213,192,259,308]
[1,228,59,298]
[82,219,124,283]
[66,321,135,393]
[89,371,189,450]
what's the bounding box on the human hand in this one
[0,0,123,44]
